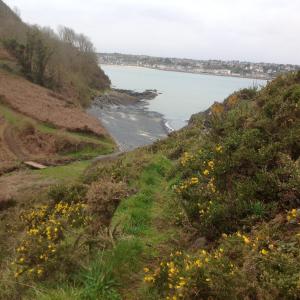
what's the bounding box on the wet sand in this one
[87,100,171,151]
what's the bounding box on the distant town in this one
[98,53,300,80]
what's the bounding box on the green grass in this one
[106,154,182,298]
[35,161,91,182]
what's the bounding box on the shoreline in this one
[100,63,271,81]
[87,99,171,151]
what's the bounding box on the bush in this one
[86,178,129,229]
[48,183,88,205]
[173,73,300,239]
[145,209,300,299]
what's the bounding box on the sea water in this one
[101,65,266,130]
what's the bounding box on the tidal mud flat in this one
[87,89,173,151]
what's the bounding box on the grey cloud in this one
[4,0,300,64]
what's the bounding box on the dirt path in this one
[93,151,124,162]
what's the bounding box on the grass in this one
[35,161,91,182]
[31,154,180,299]
[107,154,182,298]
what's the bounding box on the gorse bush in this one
[142,72,300,299]
[145,209,300,299]
[173,72,300,239]
[13,199,88,280]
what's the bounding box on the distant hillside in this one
[0,0,110,107]
[0,0,26,40]
[0,0,20,21]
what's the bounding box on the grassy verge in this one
[34,160,91,182]
[85,154,180,299]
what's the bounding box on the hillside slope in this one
[0,72,299,299]
[0,69,107,137]
[0,0,110,107]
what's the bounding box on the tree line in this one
[0,1,110,106]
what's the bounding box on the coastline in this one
[100,63,271,81]
[88,97,171,151]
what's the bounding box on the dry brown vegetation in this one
[0,70,108,137]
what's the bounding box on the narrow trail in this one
[93,151,124,162]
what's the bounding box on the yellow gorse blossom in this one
[260,249,268,255]
[208,160,214,169]
[13,199,88,279]
[190,177,199,185]
[215,145,223,153]
[203,169,210,176]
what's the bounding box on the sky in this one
[5,0,300,65]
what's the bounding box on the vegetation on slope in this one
[0,100,115,176]
[0,72,300,300]
[0,0,110,107]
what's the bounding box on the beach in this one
[87,95,171,151]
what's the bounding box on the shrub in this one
[173,73,300,239]
[86,178,129,229]
[48,183,88,205]
[145,209,300,299]
[13,198,88,280]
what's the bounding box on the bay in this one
[101,65,266,130]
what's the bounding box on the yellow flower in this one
[203,169,210,176]
[194,259,202,267]
[19,257,24,263]
[208,160,214,169]
[261,249,268,255]
[242,235,250,244]
[190,177,199,184]
[144,275,155,283]
[216,145,223,153]
[144,267,149,273]
[37,268,44,276]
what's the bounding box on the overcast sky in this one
[5,0,300,65]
